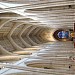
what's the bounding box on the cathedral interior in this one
[0,0,75,75]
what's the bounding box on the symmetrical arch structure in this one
[0,0,75,75]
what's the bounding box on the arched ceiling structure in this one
[0,0,75,75]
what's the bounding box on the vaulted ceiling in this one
[0,0,75,75]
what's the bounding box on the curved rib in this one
[0,19,12,29]
[26,26,38,46]
[32,27,42,44]
[19,25,32,47]
[8,22,25,51]
[0,45,12,55]
[0,19,14,53]
[37,29,45,43]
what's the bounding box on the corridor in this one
[0,0,75,75]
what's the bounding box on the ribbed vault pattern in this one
[0,15,50,62]
[0,0,75,75]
